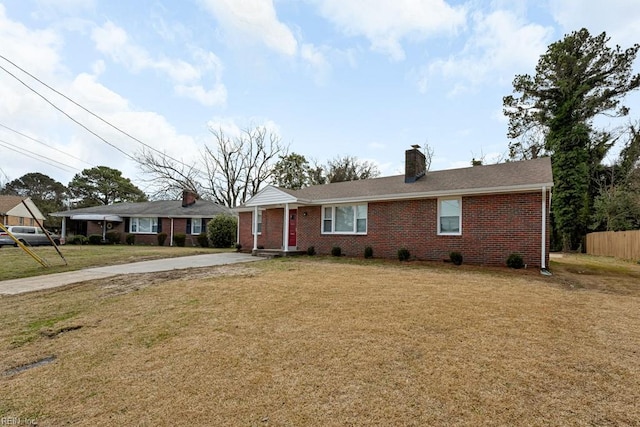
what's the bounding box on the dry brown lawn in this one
[0,255,639,426]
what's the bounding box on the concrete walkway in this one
[0,253,263,296]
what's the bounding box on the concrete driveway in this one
[0,253,263,296]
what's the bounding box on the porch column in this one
[253,206,258,251]
[283,203,290,252]
[102,218,107,242]
[61,217,67,243]
[170,218,174,246]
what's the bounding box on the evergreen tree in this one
[504,29,640,250]
[68,166,147,208]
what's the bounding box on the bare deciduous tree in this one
[136,124,287,207]
[136,149,204,200]
[203,125,286,207]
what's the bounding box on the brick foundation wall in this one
[246,191,550,267]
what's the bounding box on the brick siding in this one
[84,217,205,246]
[239,191,551,267]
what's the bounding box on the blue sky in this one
[1,0,639,197]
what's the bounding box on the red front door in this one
[288,209,297,247]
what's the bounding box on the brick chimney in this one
[405,145,426,183]
[182,189,198,207]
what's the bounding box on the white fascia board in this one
[70,214,123,221]
[243,185,299,207]
[310,183,555,205]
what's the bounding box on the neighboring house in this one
[51,191,231,246]
[236,146,554,269]
[0,195,46,227]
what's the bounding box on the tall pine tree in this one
[504,29,640,250]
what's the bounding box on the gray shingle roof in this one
[51,199,232,218]
[250,157,553,206]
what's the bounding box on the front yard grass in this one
[0,255,639,425]
[0,245,232,281]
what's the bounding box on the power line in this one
[0,54,205,175]
[0,62,138,162]
[0,138,79,172]
[0,122,95,168]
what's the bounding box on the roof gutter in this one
[308,182,555,205]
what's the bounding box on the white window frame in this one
[437,197,462,236]
[321,204,368,235]
[129,217,158,234]
[191,218,202,235]
[252,210,263,235]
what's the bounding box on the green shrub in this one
[449,251,463,266]
[105,231,121,244]
[157,232,168,246]
[207,214,238,248]
[125,234,135,245]
[331,246,342,257]
[88,234,103,245]
[507,253,525,269]
[197,232,209,248]
[69,235,88,245]
[174,233,186,247]
[364,246,373,259]
[307,246,316,256]
[397,248,410,261]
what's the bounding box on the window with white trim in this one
[438,198,461,235]
[322,204,367,234]
[191,218,202,234]
[252,210,263,235]
[130,217,158,234]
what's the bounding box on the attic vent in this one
[405,146,426,183]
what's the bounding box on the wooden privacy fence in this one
[586,230,640,260]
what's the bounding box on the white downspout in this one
[253,206,258,251]
[283,203,290,252]
[541,186,547,271]
[170,218,174,246]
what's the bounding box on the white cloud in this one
[423,8,553,94]
[0,4,62,78]
[91,21,227,106]
[63,73,202,179]
[550,0,640,47]
[312,0,467,61]
[0,7,205,186]
[198,0,298,56]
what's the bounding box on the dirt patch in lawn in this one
[95,264,261,298]
[0,257,638,426]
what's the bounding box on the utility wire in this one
[0,139,79,172]
[0,54,204,174]
[0,122,95,168]
[0,62,138,162]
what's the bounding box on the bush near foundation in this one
[207,215,237,248]
[397,248,410,261]
[450,251,463,266]
[88,234,103,245]
[507,253,525,269]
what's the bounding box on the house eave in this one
[234,182,554,209]
[306,183,554,205]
